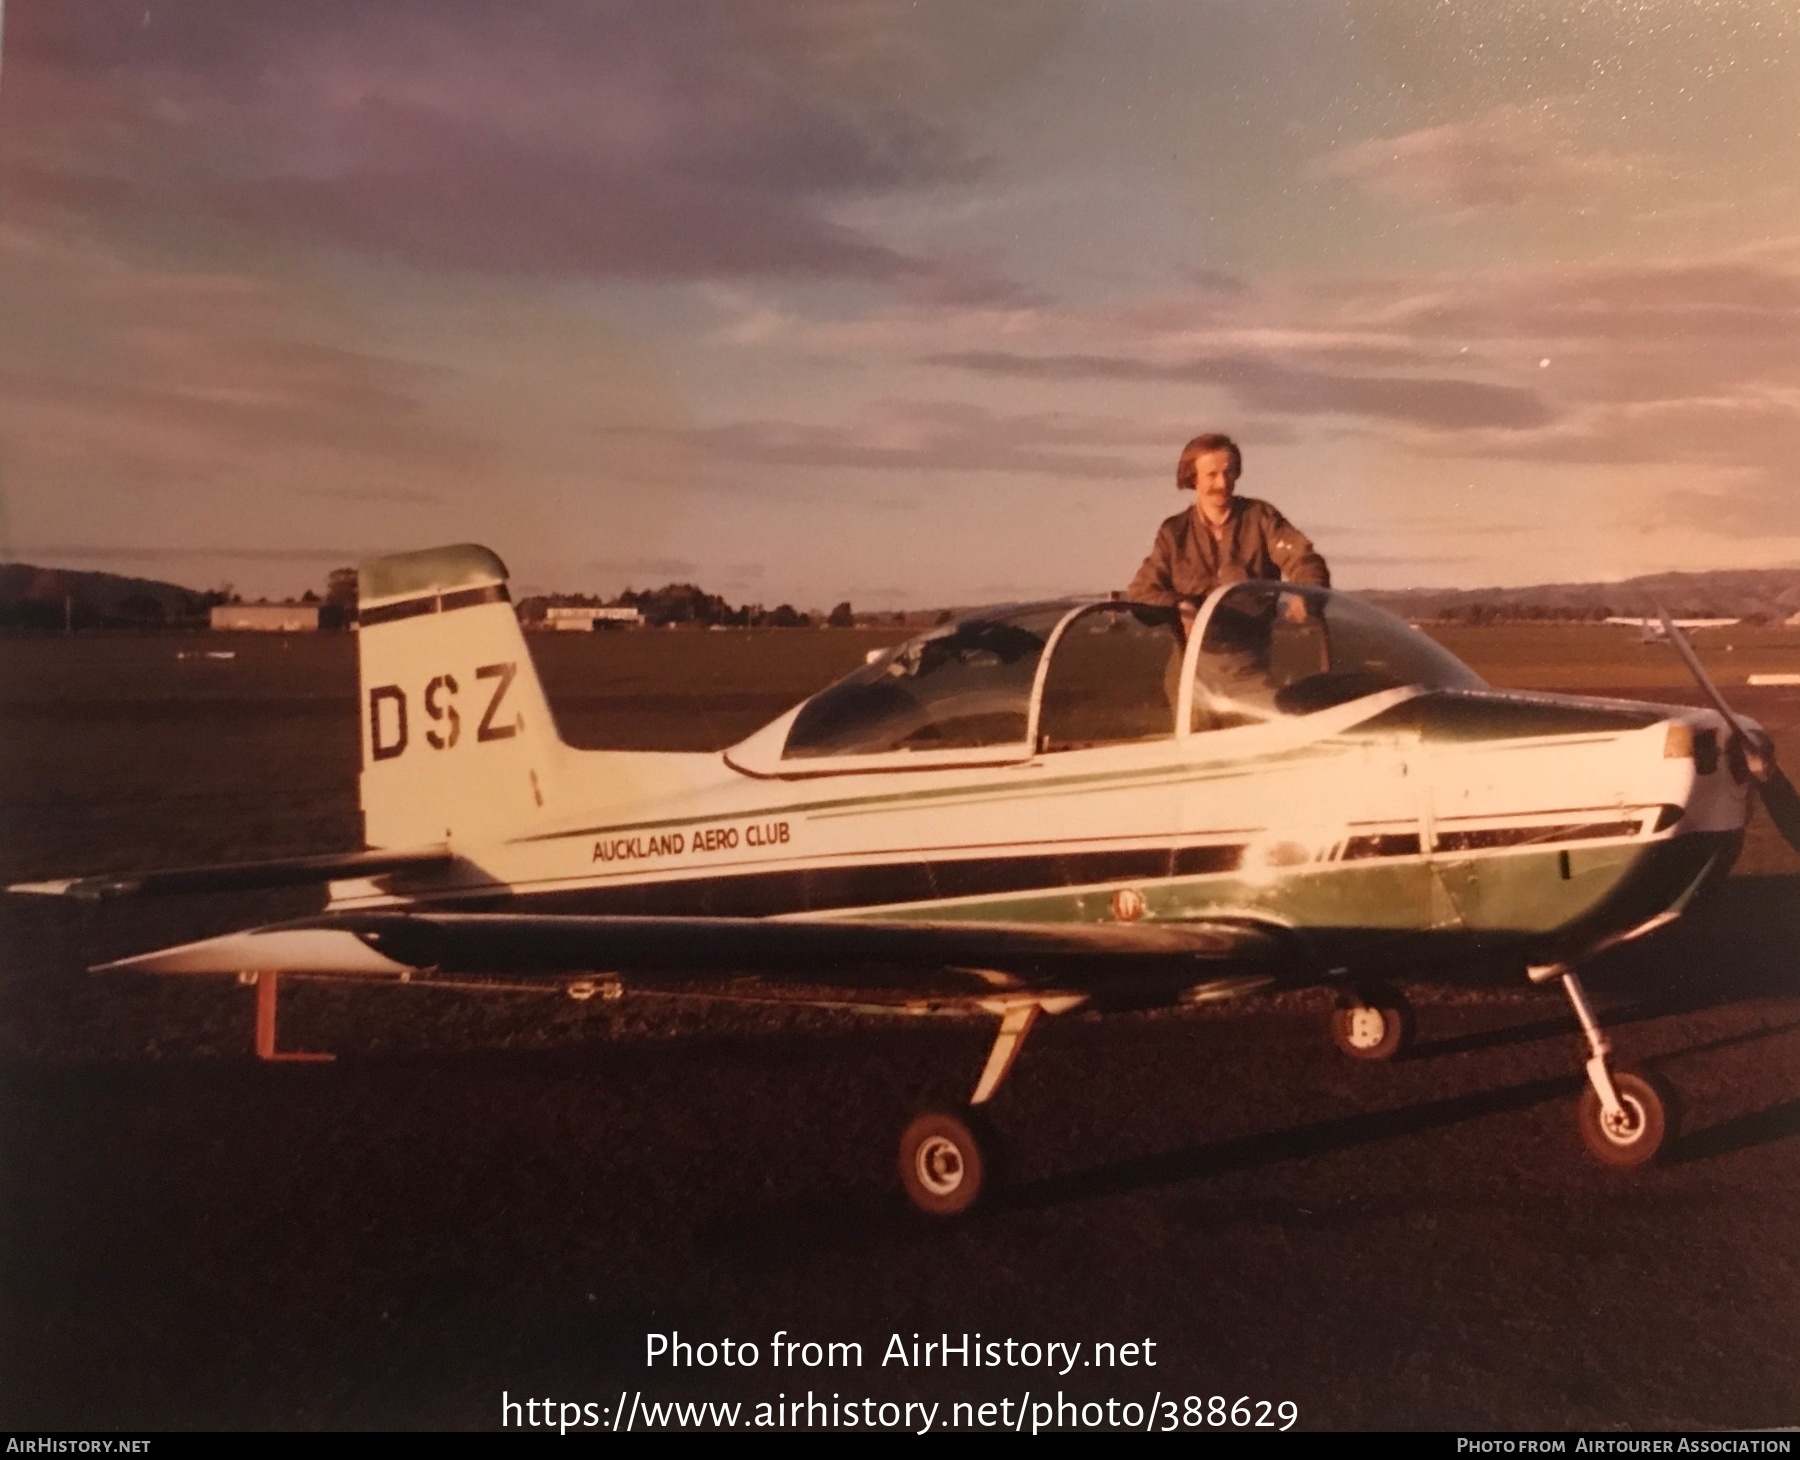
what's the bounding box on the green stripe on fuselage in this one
[837,833,1725,944]
[861,858,1435,931]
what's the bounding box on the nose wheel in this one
[1534,961,1673,1167]
[1577,1068,1669,1167]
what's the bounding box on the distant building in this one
[210,603,320,632]
[544,605,644,630]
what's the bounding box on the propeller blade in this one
[1756,763,1800,853]
[1655,604,1800,854]
[1655,606,1758,753]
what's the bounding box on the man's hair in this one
[1176,433,1242,491]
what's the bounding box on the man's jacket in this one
[1127,497,1329,605]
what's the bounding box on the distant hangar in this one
[543,605,644,630]
[209,603,320,632]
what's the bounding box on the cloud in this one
[1315,518,1539,540]
[1311,104,1662,213]
[965,579,1096,600]
[693,399,1164,479]
[0,239,489,497]
[819,239,1800,529]
[929,352,1554,431]
[1182,268,1250,295]
[1331,552,1482,569]
[22,544,363,563]
[301,485,443,505]
[1458,395,1800,538]
[1,0,981,280]
[583,556,699,578]
[894,257,1044,310]
[1281,249,1800,496]
[0,219,504,580]
[1258,252,1800,539]
[1660,483,1800,538]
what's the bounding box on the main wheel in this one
[898,1110,987,1217]
[1329,986,1414,1061]
[1578,1069,1670,1167]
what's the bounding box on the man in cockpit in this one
[1127,433,1329,638]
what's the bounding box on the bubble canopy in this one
[724,586,1485,776]
[1190,582,1485,729]
[783,603,1072,760]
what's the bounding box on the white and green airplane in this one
[16,546,1798,1214]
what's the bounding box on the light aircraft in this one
[15,547,1800,1215]
[1605,616,1741,643]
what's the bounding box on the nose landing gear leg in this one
[1530,961,1670,1167]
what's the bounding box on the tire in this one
[898,1110,987,1217]
[1578,1069,1670,1168]
[1329,986,1414,1061]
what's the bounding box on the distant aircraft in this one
[13,547,1800,1214]
[1606,616,1740,641]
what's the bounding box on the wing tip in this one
[10,875,140,900]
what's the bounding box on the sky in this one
[2,0,1799,609]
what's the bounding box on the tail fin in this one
[357,544,564,849]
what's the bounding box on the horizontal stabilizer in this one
[11,846,452,901]
[92,910,1289,985]
[96,928,416,977]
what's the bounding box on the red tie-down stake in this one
[249,970,334,1062]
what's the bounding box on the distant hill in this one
[1359,568,1800,624]
[0,563,214,629]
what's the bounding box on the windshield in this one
[783,603,1072,759]
[1192,583,1484,731]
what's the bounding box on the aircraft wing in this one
[93,910,1295,993]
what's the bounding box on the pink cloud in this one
[1311,105,1661,213]
[773,236,1800,539]
[0,1,975,279]
[695,399,1163,480]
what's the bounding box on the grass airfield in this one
[3,623,1799,1430]
[1428,620,1800,695]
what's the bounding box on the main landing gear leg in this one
[1529,961,1668,1167]
[898,997,1068,1217]
[971,1002,1038,1106]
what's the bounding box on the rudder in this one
[357,544,564,849]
